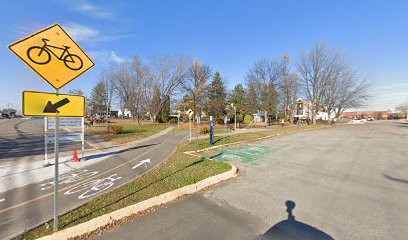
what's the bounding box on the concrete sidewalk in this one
[0,127,174,193]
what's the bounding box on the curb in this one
[183,125,331,157]
[38,164,238,240]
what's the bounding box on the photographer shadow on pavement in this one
[260,200,335,240]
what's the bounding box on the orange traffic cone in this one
[71,150,80,162]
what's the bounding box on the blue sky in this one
[0,0,407,112]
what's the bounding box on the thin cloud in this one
[61,22,132,44]
[372,82,408,91]
[110,51,126,63]
[63,22,99,42]
[66,0,116,19]
[88,50,127,66]
[12,23,47,38]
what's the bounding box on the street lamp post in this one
[104,96,109,128]
[234,106,237,130]
[230,103,237,130]
[177,110,181,129]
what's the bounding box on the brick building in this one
[340,111,392,119]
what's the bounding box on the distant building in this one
[292,98,311,122]
[291,98,335,122]
[110,111,118,118]
[252,111,272,124]
[118,109,132,118]
[340,111,392,119]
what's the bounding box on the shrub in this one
[236,114,244,123]
[107,125,123,134]
[199,126,210,134]
[244,115,252,125]
[316,119,329,125]
[169,118,178,124]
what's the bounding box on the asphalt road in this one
[95,121,408,240]
[0,127,187,239]
[0,118,93,166]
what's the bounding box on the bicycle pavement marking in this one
[0,131,186,214]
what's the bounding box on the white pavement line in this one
[38,164,238,240]
[131,159,151,169]
[0,199,5,203]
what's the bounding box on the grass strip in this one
[182,124,327,152]
[87,124,168,144]
[13,147,231,240]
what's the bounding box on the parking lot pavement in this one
[93,121,408,240]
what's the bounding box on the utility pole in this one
[234,106,237,130]
[105,96,109,128]
[230,103,237,130]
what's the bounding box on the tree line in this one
[89,42,371,124]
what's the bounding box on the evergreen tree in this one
[230,84,246,115]
[207,72,227,121]
[161,95,171,122]
[91,82,106,116]
[245,83,258,115]
[263,82,279,114]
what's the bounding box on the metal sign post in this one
[234,106,237,130]
[53,92,59,231]
[224,115,228,134]
[44,117,49,166]
[9,23,94,233]
[186,109,193,142]
[81,117,85,159]
[189,118,192,142]
[177,111,181,129]
[210,116,214,145]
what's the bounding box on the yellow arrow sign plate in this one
[9,24,94,90]
[23,91,85,117]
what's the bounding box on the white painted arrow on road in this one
[132,159,151,169]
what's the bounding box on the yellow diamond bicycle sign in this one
[9,24,94,90]
[22,91,85,117]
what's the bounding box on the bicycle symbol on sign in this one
[26,38,83,70]
[64,174,122,199]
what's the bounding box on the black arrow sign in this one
[43,98,70,113]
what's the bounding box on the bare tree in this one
[280,55,299,121]
[335,74,372,117]
[245,57,282,115]
[145,54,190,122]
[320,53,348,122]
[110,58,147,123]
[297,43,344,124]
[182,58,211,123]
[396,101,408,112]
[298,43,372,123]
[98,69,115,116]
[68,89,84,96]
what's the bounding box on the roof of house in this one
[253,111,272,116]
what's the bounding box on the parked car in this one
[351,118,364,123]
[367,117,374,121]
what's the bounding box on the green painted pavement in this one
[207,144,273,164]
